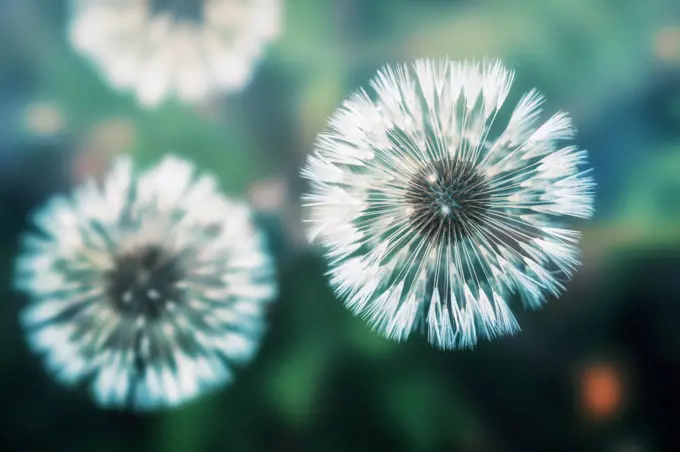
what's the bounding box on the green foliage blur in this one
[1,0,680,451]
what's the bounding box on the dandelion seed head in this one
[302,58,595,350]
[15,155,276,409]
[69,0,282,107]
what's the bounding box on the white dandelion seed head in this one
[15,154,276,410]
[69,0,282,107]
[302,58,595,350]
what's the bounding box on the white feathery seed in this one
[15,154,276,409]
[302,58,595,350]
[69,0,282,107]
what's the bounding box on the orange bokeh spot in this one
[580,363,624,421]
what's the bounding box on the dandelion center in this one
[404,158,491,243]
[106,245,184,320]
[150,0,204,22]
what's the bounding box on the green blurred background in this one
[1,0,680,450]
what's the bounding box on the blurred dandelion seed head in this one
[15,155,276,410]
[69,0,282,107]
[302,58,595,350]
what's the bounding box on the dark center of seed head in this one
[106,245,184,319]
[150,0,204,22]
[404,158,491,242]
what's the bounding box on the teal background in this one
[1,0,680,450]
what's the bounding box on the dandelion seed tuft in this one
[302,58,595,350]
[15,154,276,409]
[69,0,282,107]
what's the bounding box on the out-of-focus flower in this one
[69,0,282,107]
[302,59,594,350]
[15,155,276,410]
